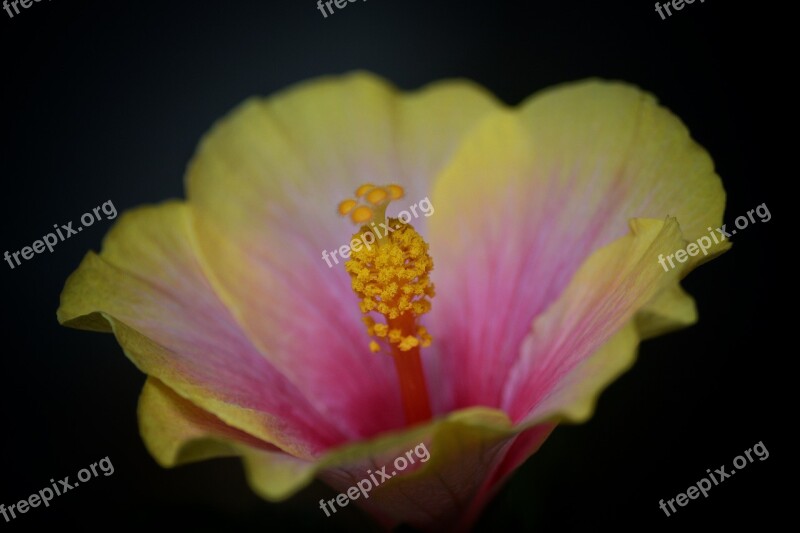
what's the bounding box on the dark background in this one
[0,0,786,531]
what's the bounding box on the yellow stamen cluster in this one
[340,183,434,354]
[341,198,434,356]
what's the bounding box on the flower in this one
[57,72,728,530]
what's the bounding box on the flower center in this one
[338,184,434,426]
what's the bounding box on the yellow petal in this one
[138,377,316,500]
[504,217,689,421]
[142,374,535,527]
[427,81,728,411]
[517,79,727,244]
[635,284,697,339]
[58,202,339,458]
[527,322,640,424]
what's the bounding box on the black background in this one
[0,0,787,531]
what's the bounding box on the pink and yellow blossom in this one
[58,72,728,530]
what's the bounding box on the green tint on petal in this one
[530,322,640,424]
[141,376,532,529]
[139,377,253,467]
[308,407,525,530]
[139,378,320,500]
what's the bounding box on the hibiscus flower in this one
[57,72,727,530]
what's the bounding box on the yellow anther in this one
[417,326,433,348]
[387,184,405,200]
[355,183,375,197]
[351,206,373,224]
[338,199,357,216]
[366,188,388,205]
[369,341,381,353]
[373,323,389,337]
[362,316,376,336]
[398,335,420,352]
[388,329,403,343]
